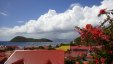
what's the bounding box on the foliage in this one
[48,44,55,50]
[75,23,110,46]
[72,37,81,45]
[74,8,113,64]
[38,46,45,49]
[60,43,70,46]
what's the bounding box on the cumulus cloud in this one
[0,0,113,41]
[70,3,81,8]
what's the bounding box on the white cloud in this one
[0,0,113,41]
[17,21,24,23]
[70,3,81,8]
[0,11,8,16]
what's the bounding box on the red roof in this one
[0,52,6,57]
[65,51,86,57]
[0,57,7,64]
[12,59,24,64]
[5,50,64,64]
[70,46,90,50]
[70,46,102,51]
[65,46,90,57]
[65,46,102,57]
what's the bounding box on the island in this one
[10,36,53,42]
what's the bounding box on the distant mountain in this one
[10,36,53,42]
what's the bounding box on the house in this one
[5,50,64,64]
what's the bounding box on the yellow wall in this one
[56,46,70,51]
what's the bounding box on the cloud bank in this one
[0,0,113,41]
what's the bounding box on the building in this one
[5,50,64,64]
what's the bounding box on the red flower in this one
[101,35,109,41]
[95,59,99,64]
[100,57,106,63]
[99,9,106,14]
[85,24,93,29]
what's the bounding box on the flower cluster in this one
[74,8,113,64]
[76,24,109,45]
[98,9,106,17]
[99,9,106,14]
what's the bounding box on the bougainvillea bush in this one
[75,24,109,46]
[75,9,113,64]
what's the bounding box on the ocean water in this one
[0,42,68,47]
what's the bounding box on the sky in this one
[0,0,113,41]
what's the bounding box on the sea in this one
[0,42,69,47]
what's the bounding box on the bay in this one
[0,42,68,47]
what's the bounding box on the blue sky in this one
[0,0,101,28]
[1,0,112,41]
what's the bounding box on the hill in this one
[10,36,53,42]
